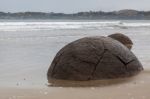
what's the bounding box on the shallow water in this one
[0,20,150,87]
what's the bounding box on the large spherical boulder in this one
[47,36,143,81]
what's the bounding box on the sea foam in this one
[0,21,150,31]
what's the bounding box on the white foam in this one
[0,21,150,31]
[0,21,121,31]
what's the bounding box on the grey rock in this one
[47,36,143,81]
[108,33,133,50]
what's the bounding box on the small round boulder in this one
[108,33,133,50]
[47,36,143,81]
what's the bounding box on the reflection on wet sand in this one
[48,71,145,87]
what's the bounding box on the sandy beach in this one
[1,0,150,97]
[0,20,150,99]
[0,71,150,99]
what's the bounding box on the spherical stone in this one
[47,36,143,81]
[108,33,133,50]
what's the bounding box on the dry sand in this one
[0,71,150,99]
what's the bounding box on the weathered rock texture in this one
[47,36,143,81]
[108,33,133,50]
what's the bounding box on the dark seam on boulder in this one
[88,44,101,60]
[125,59,135,65]
[72,55,97,65]
[86,40,104,60]
[109,51,134,66]
[89,49,107,80]
[51,52,64,77]
[115,55,135,66]
[115,55,127,65]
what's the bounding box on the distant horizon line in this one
[1,9,150,14]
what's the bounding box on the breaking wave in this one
[0,21,150,31]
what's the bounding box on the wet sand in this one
[0,20,150,99]
[0,71,150,99]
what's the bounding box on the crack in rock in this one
[125,59,135,65]
[106,50,135,65]
[50,52,64,77]
[115,55,135,66]
[89,49,107,80]
[72,55,96,65]
[107,51,136,71]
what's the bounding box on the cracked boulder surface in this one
[47,36,143,81]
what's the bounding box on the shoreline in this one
[0,71,150,99]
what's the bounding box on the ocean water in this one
[0,19,150,87]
